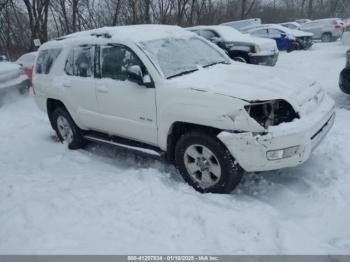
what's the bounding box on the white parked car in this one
[187,25,279,66]
[33,25,335,193]
[299,18,345,42]
[0,61,29,102]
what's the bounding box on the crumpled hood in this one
[168,63,321,111]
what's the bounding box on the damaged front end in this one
[244,99,299,129]
[218,93,335,172]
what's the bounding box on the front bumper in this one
[296,37,313,50]
[218,95,335,172]
[249,53,279,66]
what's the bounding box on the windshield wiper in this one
[167,68,199,79]
[203,61,230,68]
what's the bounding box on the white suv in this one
[33,25,335,193]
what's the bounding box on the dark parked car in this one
[339,50,350,94]
[187,25,279,66]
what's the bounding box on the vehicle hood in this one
[168,63,321,111]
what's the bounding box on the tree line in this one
[0,0,349,59]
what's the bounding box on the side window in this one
[252,29,268,37]
[200,30,219,40]
[268,29,284,38]
[64,46,94,77]
[100,45,144,81]
[36,48,62,74]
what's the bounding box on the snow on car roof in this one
[187,25,254,42]
[41,25,195,50]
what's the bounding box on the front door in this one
[95,45,158,145]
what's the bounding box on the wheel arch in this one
[166,121,222,163]
[47,98,68,129]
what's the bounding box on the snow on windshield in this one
[139,36,229,79]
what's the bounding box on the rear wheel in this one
[321,33,332,42]
[52,107,86,149]
[175,131,244,194]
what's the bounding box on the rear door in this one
[62,45,100,129]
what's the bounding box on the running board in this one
[84,134,162,157]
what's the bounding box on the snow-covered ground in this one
[1,42,350,254]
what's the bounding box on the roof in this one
[41,25,194,50]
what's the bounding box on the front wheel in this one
[175,131,244,194]
[52,108,86,149]
[321,33,332,42]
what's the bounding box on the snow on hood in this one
[168,63,321,110]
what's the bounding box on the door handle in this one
[63,83,71,88]
[97,86,108,93]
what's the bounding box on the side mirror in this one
[281,33,287,38]
[126,65,153,87]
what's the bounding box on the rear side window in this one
[64,46,94,77]
[252,29,268,37]
[36,48,62,74]
[200,30,219,40]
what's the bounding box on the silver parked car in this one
[299,18,345,42]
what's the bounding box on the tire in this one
[287,41,300,53]
[52,107,86,149]
[175,131,244,194]
[321,33,332,42]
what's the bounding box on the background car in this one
[295,19,312,24]
[188,25,279,66]
[339,49,350,94]
[299,18,345,42]
[0,52,9,62]
[280,22,301,30]
[221,18,261,31]
[0,62,29,102]
[246,24,313,52]
[16,51,37,86]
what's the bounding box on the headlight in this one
[254,45,261,54]
[244,100,299,129]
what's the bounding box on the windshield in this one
[139,36,230,79]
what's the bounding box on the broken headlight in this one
[244,100,299,129]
